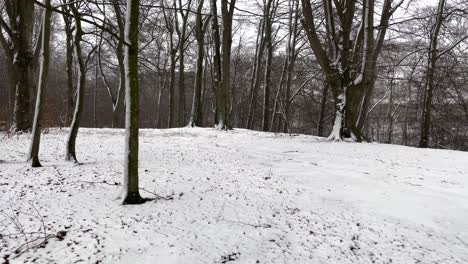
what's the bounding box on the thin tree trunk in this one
[210,0,222,126]
[61,5,74,127]
[28,0,52,167]
[189,0,208,127]
[317,81,329,136]
[121,0,145,205]
[168,49,176,128]
[419,0,445,148]
[65,2,86,163]
[262,0,274,132]
[177,0,192,127]
[111,0,126,129]
[246,20,266,129]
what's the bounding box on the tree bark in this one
[121,0,145,205]
[1,0,36,132]
[215,0,236,130]
[189,0,208,127]
[301,0,401,141]
[61,4,75,127]
[28,0,52,168]
[65,2,86,163]
[246,19,266,129]
[262,0,274,132]
[177,0,192,127]
[419,0,445,148]
[111,0,126,129]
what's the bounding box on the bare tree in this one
[65,1,92,163]
[189,0,210,127]
[162,0,178,128]
[97,0,126,128]
[246,19,266,130]
[262,0,277,131]
[215,0,237,129]
[61,1,75,127]
[301,0,403,141]
[0,0,37,132]
[419,0,445,148]
[176,0,193,126]
[121,0,145,205]
[28,0,52,168]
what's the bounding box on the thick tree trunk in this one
[28,0,52,168]
[214,0,236,130]
[5,0,36,132]
[121,0,145,205]
[301,0,400,141]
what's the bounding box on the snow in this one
[1,128,467,263]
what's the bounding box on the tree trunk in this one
[246,20,266,129]
[210,0,222,127]
[262,0,274,132]
[189,0,207,127]
[214,0,236,130]
[4,0,36,132]
[168,48,176,128]
[28,0,52,167]
[121,0,145,205]
[177,0,192,127]
[317,81,329,136]
[65,2,86,163]
[61,7,75,127]
[301,0,400,141]
[419,0,445,148]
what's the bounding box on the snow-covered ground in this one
[0,128,467,264]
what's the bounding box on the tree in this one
[262,0,277,132]
[61,1,75,127]
[419,0,445,148]
[28,0,52,168]
[189,0,210,127]
[121,0,145,204]
[65,1,90,163]
[301,0,403,141]
[162,0,178,128]
[0,0,37,132]
[176,0,193,127]
[215,0,237,129]
[97,0,126,128]
[246,19,266,130]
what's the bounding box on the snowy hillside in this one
[1,128,467,263]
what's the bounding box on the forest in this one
[1,0,468,263]
[1,0,467,149]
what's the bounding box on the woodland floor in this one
[0,128,467,263]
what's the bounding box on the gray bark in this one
[189,0,209,127]
[122,0,145,205]
[65,2,86,163]
[419,0,445,148]
[28,0,52,167]
[0,0,36,132]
